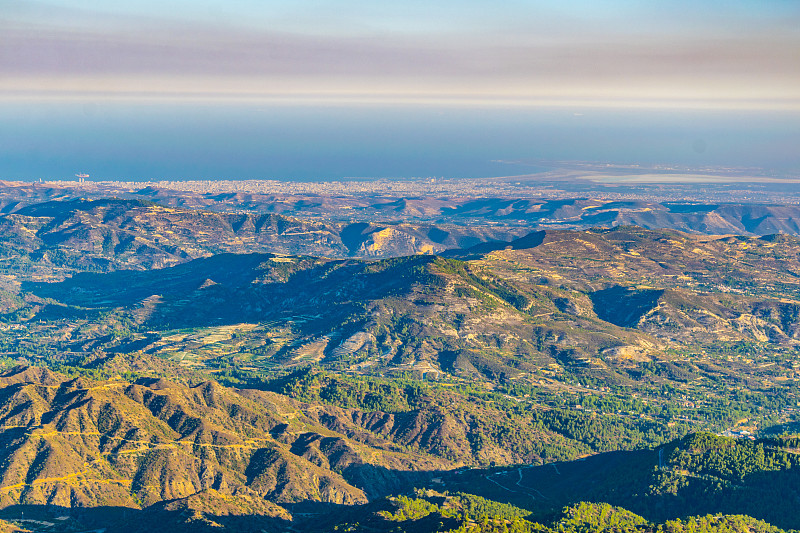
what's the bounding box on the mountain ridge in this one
[0,194,798,531]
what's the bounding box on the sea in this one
[1,101,798,182]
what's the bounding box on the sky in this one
[3,0,799,109]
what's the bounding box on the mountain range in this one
[0,195,797,531]
[5,181,800,239]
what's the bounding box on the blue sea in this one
[1,101,798,181]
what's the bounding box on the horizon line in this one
[2,91,799,112]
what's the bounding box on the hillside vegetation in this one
[0,198,797,531]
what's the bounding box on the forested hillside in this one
[0,197,797,531]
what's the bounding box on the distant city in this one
[37,167,800,205]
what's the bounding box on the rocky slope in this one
[0,363,685,526]
[0,366,457,512]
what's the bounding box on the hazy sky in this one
[2,0,799,108]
